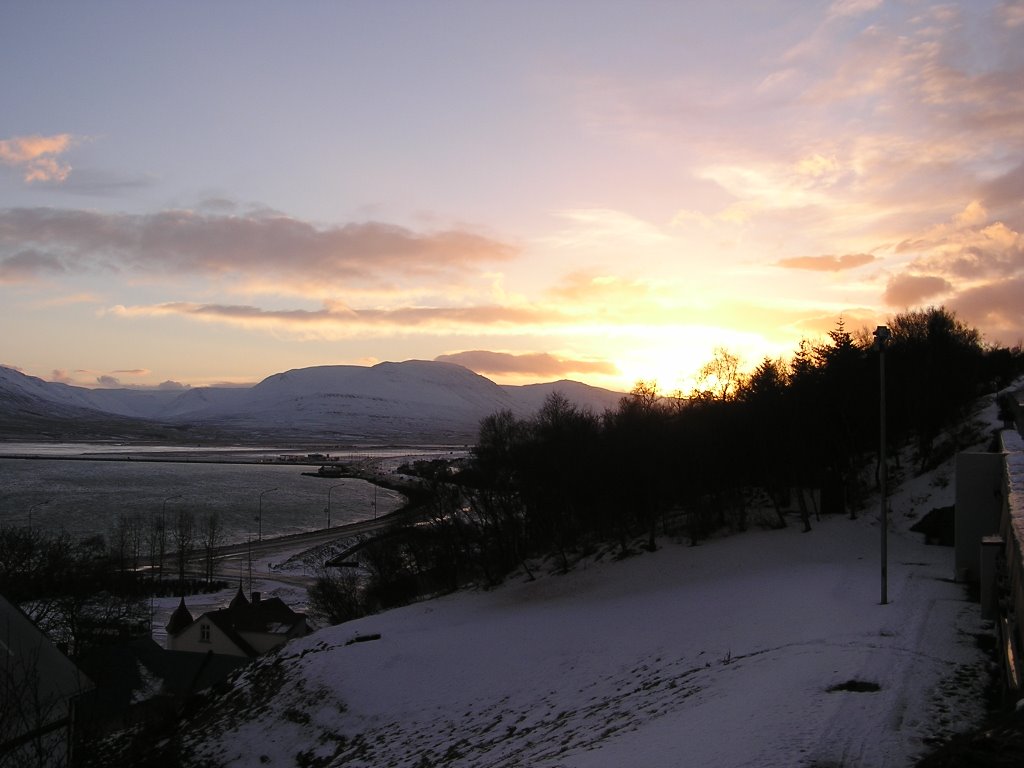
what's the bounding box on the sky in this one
[1,0,1023,395]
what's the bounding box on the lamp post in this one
[28,499,51,530]
[873,325,892,605]
[258,488,278,542]
[327,484,345,529]
[162,494,182,519]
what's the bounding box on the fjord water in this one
[0,445,410,543]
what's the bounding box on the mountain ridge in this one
[0,362,625,444]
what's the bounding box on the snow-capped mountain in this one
[0,362,624,444]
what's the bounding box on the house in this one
[165,587,310,658]
[0,594,92,767]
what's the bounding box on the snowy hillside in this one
[128,390,1018,768]
[502,378,625,414]
[0,362,624,443]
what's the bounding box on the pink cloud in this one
[0,134,75,183]
[776,253,876,271]
[434,350,618,377]
[0,207,516,288]
[883,274,953,306]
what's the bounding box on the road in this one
[198,503,426,588]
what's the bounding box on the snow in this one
[174,401,1016,767]
[1,361,626,443]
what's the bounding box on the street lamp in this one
[258,488,278,542]
[873,325,892,605]
[28,499,51,530]
[162,493,183,519]
[327,484,345,529]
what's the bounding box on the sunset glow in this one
[1,1,1021,394]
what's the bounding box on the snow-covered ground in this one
[167,395,1016,768]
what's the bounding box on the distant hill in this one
[0,362,624,444]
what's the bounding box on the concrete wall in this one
[955,451,1006,581]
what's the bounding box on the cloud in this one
[0,207,516,289]
[106,300,566,339]
[96,374,121,387]
[157,380,189,390]
[981,162,1024,210]
[0,134,75,183]
[434,350,618,378]
[54,167,158,196]
[548,271,663,304]
[948,276,1024,340]
[883,274,953,306]
[897,205,1024,280]
[776,253,876,271]
[827,0,883,19]
[0,249,67,283]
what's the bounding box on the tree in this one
[694,347,742,401]
[887,306,984,471]
[173,509,195,586]
[199,513,223,585]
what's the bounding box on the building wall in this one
[167,619,247,657]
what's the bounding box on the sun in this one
[614,347,705,398]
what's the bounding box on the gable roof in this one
[0,594,92,747]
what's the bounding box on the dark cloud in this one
[948,276,1024,341]
[883,274,953,306]
[50,167,158,196]
[96,374,121,387]
[776,253,876,271]
[981,162,1024,210]
[0,207,516,285]
[157,380,189,390]
[435,350,618,377]
[0,249,67,281]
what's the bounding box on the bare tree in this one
[146,514,168,583]
[173,509,195,586]
[200,512,224,585]
[694,347,742,400]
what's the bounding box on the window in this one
[200,623,211,642]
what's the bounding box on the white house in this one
[165,588,309,658]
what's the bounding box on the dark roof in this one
[165,596,194,635]
[228,584,250,611]
[0,594,92,744]
[226,597,304,633]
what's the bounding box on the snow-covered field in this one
[172,416,1007,767]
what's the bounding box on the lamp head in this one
[872,325,891,350]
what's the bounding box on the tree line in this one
[311,307,1024,624]
[0,509,228,658]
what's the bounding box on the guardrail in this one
[996,427,1024,695]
